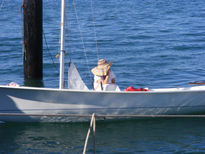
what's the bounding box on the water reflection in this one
[0,118,205,153]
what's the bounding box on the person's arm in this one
[102,61,112,85]
[102,70,110,84]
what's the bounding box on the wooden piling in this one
[23,0,43,81]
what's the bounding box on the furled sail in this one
[68,62,89,90]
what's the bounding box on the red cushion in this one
[124,86,149,91]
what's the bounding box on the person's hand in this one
[107,69,110,76]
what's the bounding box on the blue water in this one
[1,0,205,153]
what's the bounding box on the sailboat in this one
[1,0,205,122]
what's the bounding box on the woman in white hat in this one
[91,59,116,91]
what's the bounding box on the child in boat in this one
[91,59,119,91]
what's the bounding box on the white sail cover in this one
[68,62,89,90]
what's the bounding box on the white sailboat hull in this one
[1,85,205,122]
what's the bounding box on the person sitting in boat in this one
[91,59,120,91]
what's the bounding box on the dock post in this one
[22,0,43,83]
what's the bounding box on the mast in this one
[59,0,66,89]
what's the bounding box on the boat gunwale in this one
[1,85,205,94]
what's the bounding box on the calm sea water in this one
[1,0,205,153]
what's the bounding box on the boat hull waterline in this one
[1,85,205,122]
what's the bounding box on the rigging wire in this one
[43,32,59,74]
[72,0,93,85]
[90,0,100,60]
[65,0,72,63]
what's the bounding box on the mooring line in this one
[83,113,96,154]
